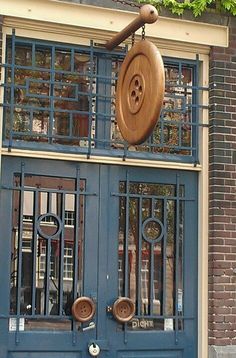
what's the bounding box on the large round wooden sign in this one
[116,40,165,145]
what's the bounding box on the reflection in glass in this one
[4,38,199,158]
[10,175,85,331]
[118,181,184,331]
[5,40,95,146]
[111,61,194,155]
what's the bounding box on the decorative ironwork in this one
[8,164,95,331]
[1,32,208,163]
[117,176,188,331]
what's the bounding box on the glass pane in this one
[166,200,175,316]
[10,175,85,331]
[4,40,95,146]
[110,60,195,156]
[119,181,184,331]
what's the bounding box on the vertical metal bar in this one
[73,167,80,300]
[87,40,94,158]
[59,193,65,315]
[162,198,167,316]
[44,237,51,315]
[43,190,53,315]
[160,112,164,147]
[16,163,25,315]
[175,175,180,343]
[178,62,182,150]
[49,46,55,144]
[95,50,112,151]
[15,162,25,344]
[47,192,52,213]
[32,42,36,68]
[69,112,73,137]
[122,142,128,161]
[29,108,33,133]
[149,197,155,315]
[72,167,80,335]
[124,171,129,297]
[71,48,75,73]
[195,54,200,163]
[149,243,154,315]
[8,29,16,149]
[137,196,142,315]
[31,189,39,316]
[179,198,184,329]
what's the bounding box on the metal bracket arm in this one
[105,4,158,51]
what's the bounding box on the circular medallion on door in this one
[112,297,135,323]
[72,297,95,322]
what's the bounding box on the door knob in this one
[112,297,135,323]
[72,297,96,322]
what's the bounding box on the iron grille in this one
[1,32,208,163]
[8,164,93,332]
[116,174,188,331]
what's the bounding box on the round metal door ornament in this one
[112,297,135,323]
[72,297,96,322]
[116,40,165,145]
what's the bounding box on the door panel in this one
[0,157,100,357]
[8,354,81,358]
[106,167,197,357]
[0,158,197,357]
[117,353,183,358]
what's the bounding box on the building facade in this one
[0,1,234,357]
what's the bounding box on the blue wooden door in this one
[0,158,197,357]
[104,166,198,358]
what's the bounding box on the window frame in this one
[2,34,206,164]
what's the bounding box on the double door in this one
[0,157,198,357]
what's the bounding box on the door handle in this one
[110,297,135,323]
[82,322,96,331]
[72,297,96,322]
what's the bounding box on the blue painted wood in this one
[0,157,197,358]
[106,166,198,358]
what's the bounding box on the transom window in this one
[2,34,207,162]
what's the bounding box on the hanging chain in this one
[111,0,144,45]
[111,0,141,8]
[131,32,135,46]
[142,24,146,40]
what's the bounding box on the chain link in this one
[111,0,141,8]
[141,24,145,40]
[131,32,135,46]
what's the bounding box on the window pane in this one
[119,181,184,331]
[10,174,85,331]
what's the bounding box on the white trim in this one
[1,149,202,171]
[198,54,209,358]
[0,0,228,49]
[2,17,211,55]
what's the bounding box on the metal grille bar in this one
[1,32,208,163]
[7,164,96,334]
[118,178,194,331]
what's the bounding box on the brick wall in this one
[209,15,236,347]
[0,16,2,81]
